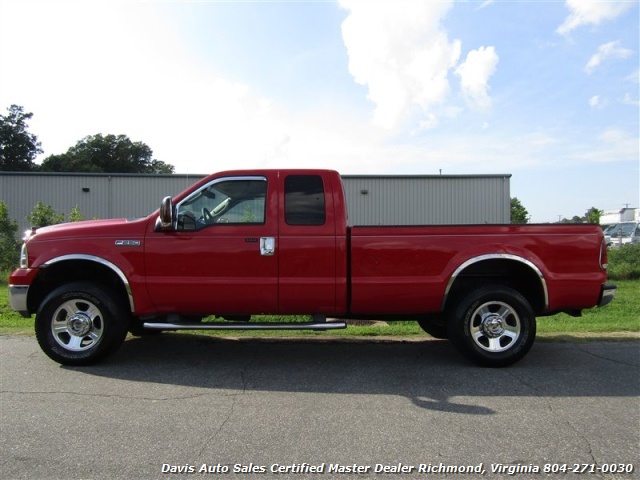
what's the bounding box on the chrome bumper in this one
[599,283,617,307]
[8,284,30,318]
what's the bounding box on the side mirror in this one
[159,196,175,230]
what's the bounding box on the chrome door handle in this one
[260,237,275,256]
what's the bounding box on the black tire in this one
[35,282,129,366]
[417,315,448,339]
[447,285,536,367]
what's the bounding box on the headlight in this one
[19,243,28,269]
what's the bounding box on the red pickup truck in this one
[8,169,615,367]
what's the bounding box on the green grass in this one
[607,244,640,280]
[536,280,639,334]
[1,278,638,338]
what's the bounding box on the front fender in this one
[42,254,135,311]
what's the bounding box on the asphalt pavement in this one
[1,334,639,480]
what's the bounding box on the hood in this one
[28,216,151,241]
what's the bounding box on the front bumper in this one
[8,268,39,318]
[598,283,617,307]
[8,284,30,318]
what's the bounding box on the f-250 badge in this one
[115,240,141,247]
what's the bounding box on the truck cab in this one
[148,170,348,316]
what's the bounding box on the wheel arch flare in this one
[28,254,135,315]
[442,254,549,315]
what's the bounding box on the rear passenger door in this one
[277,173,337,314]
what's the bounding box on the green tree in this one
[510,197,529,224]
[26,201,65,228]
[559,215,583,223]
[584,207,602,224]
[40,133,174,174]
[558,208,603,224]
[0,201,20,270]
[149,159,174,174]
[0,105,43,171]
[69,205,85,222]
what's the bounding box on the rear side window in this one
[284,175,326,225]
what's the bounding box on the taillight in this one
[599,237,608,271]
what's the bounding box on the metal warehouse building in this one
[1,171,511,235]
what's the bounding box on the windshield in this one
[606,223,638,237]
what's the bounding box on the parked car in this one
[604,222,639,247]
[602,224,616,247]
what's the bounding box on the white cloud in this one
[585,41,633,74]
[418,113,439,130]
[455,46,499,110]
[557,0,635,35]
[0,1,317,174]
[625,68,640,84]
[589,95,600,107]
[477,1,495,10]
[572,128,640,163]
[339,0,461,129]
[622,93,640,107]
[600,128,629,143]
[0,0,472,177]
[599,128,640,161]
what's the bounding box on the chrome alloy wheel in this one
[50,299,105,352]
[469,301,521,353]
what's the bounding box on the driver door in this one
[144,175,279,315]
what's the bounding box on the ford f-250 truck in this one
[8,169,616,367]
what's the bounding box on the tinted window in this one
[285,175,326,226]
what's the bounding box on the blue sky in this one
[0,0,638,222]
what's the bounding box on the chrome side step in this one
[142,321,347,331]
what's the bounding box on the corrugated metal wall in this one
[343,175,511,225]
[0,173,204,235]
[1,172,510,235]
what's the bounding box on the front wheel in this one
[448,285,536,367]
[35,282,129,366]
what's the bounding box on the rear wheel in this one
[35,282,128,366]
[448,285,536,367]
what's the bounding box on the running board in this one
[142,321,347,331]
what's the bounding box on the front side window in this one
[285,175,326,226]
[176,178,266,231]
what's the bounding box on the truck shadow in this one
[69,334,640,415]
